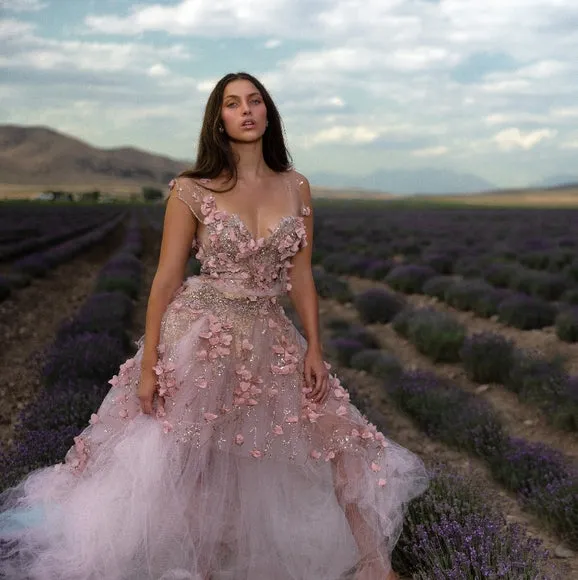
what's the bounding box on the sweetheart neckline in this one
[206,193,304,244]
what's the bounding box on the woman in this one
[0,72,429,580]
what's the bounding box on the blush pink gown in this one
[0,170,429,580]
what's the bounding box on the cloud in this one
[0,20,192,74]
[493,128,558,151]
[304,125,380,147]
[264,39,281,49]
[561,140,578,150]
[412,146,449,157]
[3,0,578,186]
[0,0,47,12]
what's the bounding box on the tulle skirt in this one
[0,277,429,580]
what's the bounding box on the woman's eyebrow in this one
[224,92,261,100]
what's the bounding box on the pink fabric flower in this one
[89,413,100,424]
[310,449,321,460]
[371,462,381,473]
[335,405,348,417]
[378,478,387,487]
[203,412,218,422]
[273,425,284,435]
[235,434,244,445]
[251,449,263,459]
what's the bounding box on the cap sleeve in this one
[292,171,312,217]
[168,177,204,223]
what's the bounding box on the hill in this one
[0,124,190,195]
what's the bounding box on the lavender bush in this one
[497,294,556,330]
[555,308,578,343]
[326,337,366,367]
[444,279,493,312]
[405,309,466,363]
[354,287,405,324]
[386,264,437,294]
[312,268,354,303]
[422,275,455,300]
[460,332,515,384]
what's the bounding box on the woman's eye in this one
[226,102,237,108]
[252,99,261,104]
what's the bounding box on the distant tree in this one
[142,186,163,202]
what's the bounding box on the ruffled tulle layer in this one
[0,278,429,580]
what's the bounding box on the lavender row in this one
[325,316,578,550]
[312,205,578,317]
[321,319,558,579]
[0,211,126,303]
[0,213,143,492]
[313,204,578,280]
[317,272,578,433]
[0,205,122,262]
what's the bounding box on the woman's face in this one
[220,79,268,142]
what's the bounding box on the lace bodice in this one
[168,170,312,297]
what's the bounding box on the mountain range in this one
[0,124,573,196]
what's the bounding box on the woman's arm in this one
[140,189,197,374]
[287,175,321,353]
[287,175,329,403]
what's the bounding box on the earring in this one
[218,125,224,133]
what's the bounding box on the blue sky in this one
[1,0,577,188]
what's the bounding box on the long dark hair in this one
[177,72,293,192]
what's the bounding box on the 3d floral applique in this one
[235,434,244,445]
[271,334,299,375]
[152,358,177,398]
[67,435,89,474]
[251,449,263,459]
[198,315,234,360]
[232,366,264,408]
[324,451,336,462]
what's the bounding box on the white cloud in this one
[4,0,578,186]
[552,107,578,119]
[493,128,558,151]
[0,0,47,12]
[412,146,448,157]
[0,26,192,74]
[147,63,170,77]
[561,140,578,150]
[304,125,380,147]
[0,18,36,40]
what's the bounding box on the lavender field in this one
[1,199,577,579]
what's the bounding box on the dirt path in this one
[346,276,578,374]
[346,276,578,458]
[317,298,577,578]
[0,220,126,450]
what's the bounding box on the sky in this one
[1,0,577,189]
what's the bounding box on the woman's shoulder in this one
[284,167,310,189]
